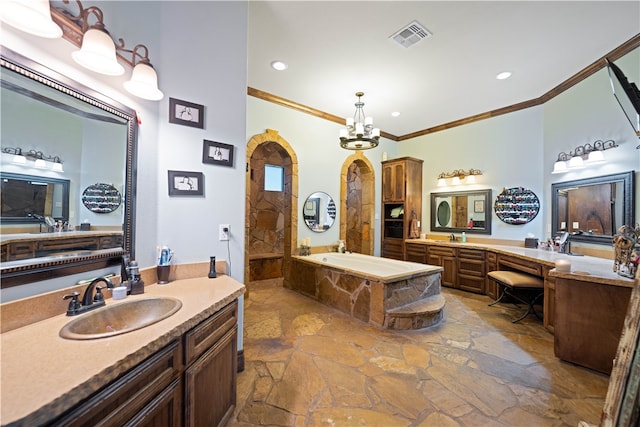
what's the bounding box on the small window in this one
[264,164,284,192]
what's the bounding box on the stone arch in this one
[340,151,375,255]
[245,129,298,294]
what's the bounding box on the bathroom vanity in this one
[405,239,635,373]
[0,275,245,426]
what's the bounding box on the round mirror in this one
[303,191,336,232]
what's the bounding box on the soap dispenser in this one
[127,260,145,295]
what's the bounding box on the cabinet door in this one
[543,267,555,334]
[128,379,182,427]
[441,256,457,288]
[382,239,403,260]
[184,327,237,427]
[485,253,498,299]
[427,253,457,287]
[392,162,405,201]
[382,161,405,202]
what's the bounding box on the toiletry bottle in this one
[338,241,345,253]
[461,232,466,243]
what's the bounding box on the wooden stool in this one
[488,270,544,323]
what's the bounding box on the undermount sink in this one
[59,297,182,340]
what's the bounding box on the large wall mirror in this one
[0,47,137,288]
[551,171,635,245]
[430,189,492,235]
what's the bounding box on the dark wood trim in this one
[248,33,640,140]
[237,349,245,372]
[247,87,399,141]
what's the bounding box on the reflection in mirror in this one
[430,189,492,235]
[303,192,336,233]
[551,171,635,245]
[0,47,137,288]
[1,172,69,223]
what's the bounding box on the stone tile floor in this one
[229,281,609,427]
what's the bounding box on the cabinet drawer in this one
[382,239,403,260]
[458,248,485,260]
[428,246,456,257]
[498,255,542,276]
[184,300,238,365]
[55,340,181,427]
[37,237,99,252]
[8,241,35,260]
[405,243,427,263]
[458,258,484,277]
[486,252,497,263]
[458,274,485,293]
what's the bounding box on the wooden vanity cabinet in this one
[49,300,239,427]
[51,340,183,427]
[381,157,422,260]
[427,246,457,287]
[457,248,485,294]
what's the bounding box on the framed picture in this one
[169,98,204,129]
[168,170,204,196]
[474,199,485,213]
[202,140,234,167]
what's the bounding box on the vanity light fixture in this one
[551,139,618,174]
[0,0,62,38]
[339,92,380,150]
[437,168,482,186]
[6,0,165,101]
[2,147,64,172]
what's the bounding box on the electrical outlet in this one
[219,224,230,241]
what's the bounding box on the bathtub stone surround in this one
[1,260,227,333]
[286,254,444,330]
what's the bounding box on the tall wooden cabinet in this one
[381,157,423,260]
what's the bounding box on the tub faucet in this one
[63,277,114,316]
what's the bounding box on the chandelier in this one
[339,92,380,150]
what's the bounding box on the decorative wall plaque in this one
[82,183,122,213]
[494,187,540,225]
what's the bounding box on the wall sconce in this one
[437,168,482,186]
[552,139,618,174]
[2,147,64,172]
[1,0,163,101]
[0,0,63,38]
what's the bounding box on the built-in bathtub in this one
[286,252,445,330]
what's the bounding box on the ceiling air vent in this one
[390,20,432,48]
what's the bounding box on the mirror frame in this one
[430,189,492,235]
[551,171,635,245]
[1,47,137,288]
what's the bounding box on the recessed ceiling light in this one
[496,71,512,80]
[271,60,288,71]
[391,111,400,117]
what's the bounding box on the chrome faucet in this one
[449,233,457,242]
[63,277,114,316]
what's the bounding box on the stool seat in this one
[487,271,543,288]
[488,270,544,323]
